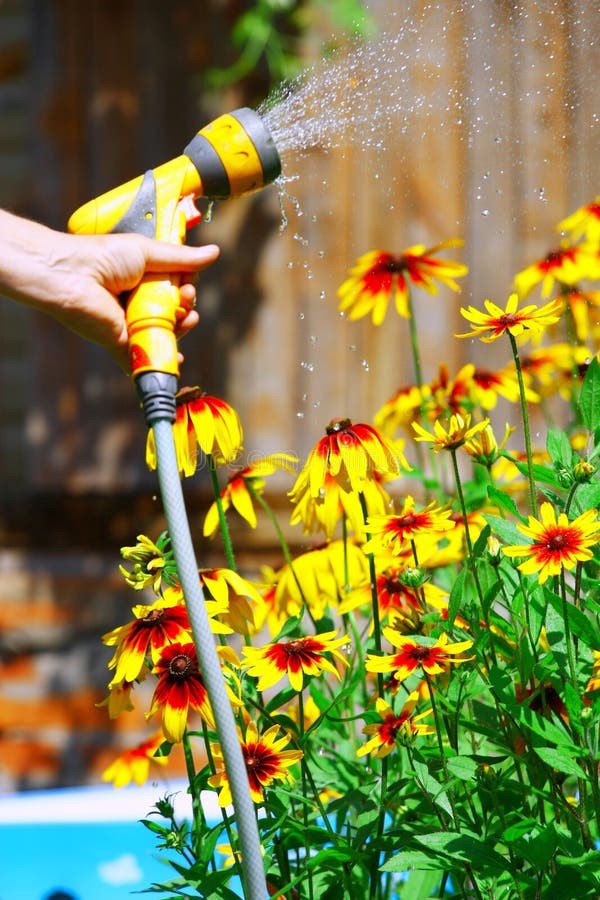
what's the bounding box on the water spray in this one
[69,107,282,900]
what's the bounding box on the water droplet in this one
[361,359,370,372]
[298,312,305,320]
[309,335,318,345]
[481,209,490,217]
[296,411,305,419]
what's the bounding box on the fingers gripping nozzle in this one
[68,107,281,384]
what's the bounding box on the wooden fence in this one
[1,0,599,789]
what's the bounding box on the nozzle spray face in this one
[184,107,281,200]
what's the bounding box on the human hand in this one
[0,210,220,370]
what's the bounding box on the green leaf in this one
[534,745,587,779]
[447,565,467,628]
[544,586,600,651]
[446,755,478,781]
[382,831,507,875]
[580,356,600,431]
[547,428,575,468]
[487,485,526,521]
[517,706,579,752]
[484,514,527,546]
[503,818,538,842]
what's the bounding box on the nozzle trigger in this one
[179,194,203,229]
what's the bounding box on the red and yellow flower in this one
[457,293,563,344]
[337,240,468,325]
[514,243,600,298]
[363,496,455,557]
[374,383,426,437]
[101,733,168,788]
[413,413,489,452]
[471,366,538,410]
[365,631,474,683]
[203,453,297,538]
[242,630,349,692]
[291,418,409,499]
[357,693,434,757]
[208,721,303,806]
[146,386,243,477]
[103,591,192,686]
[147,641,215,742]
[503,501,600,584]
[289,470,393,541]
[559,197,600,246]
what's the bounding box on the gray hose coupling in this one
[136,371,178,426]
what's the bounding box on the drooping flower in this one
[290,417,409,499]
[103,591,192,686]
[357,693,434,758]
[456,293,563,343]
[146,386,243,476]
[119,532,176,593]
[471,366,538,410]
[365,631,474,683]
[560,287,600,343]
[96,678,136,719]
[241,630,349,692]
[502,501,600,584]
[559,197,600,246]
[272,539,370,623]
[462,422,514,467]
[289,470,393,541]
[520,343,591,402]
[514,243,600,298]
[101,733,168,788]
[412,412,489,452]
[208,721,303,806]
[423,363,475,422]
[337,240,468,325]
[374,383,426,436]
[147,641,214,742]
[199,567,264,635]
[363,496,455,557]
[203,453,298,538]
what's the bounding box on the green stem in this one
[182,729,205,861]
[508,332,538,517]
[406,285,424,392]
[207,454,237,570]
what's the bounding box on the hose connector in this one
[136,371,178,426]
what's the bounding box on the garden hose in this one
[69,107,282,900]
[139,378,265,900]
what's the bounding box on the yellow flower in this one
[119,533,175,593]
[559,197,600,246]
[101,733,168,788]
[199,567,264,635]
[363,496,455,557]
[357,693,434,758]
[208,721,303,807]
[514,242,600,298]
[463,422,514,467]
[374,383,426,436]
[289,471,393,541]
[366,631,474,683]
[412,412,489,452]
[457,293,563,343]
[503,501,600,584]
[337,240,468,325]
[291,417,409,499]
[146,386,243,476]
[241,630,349,692]
[203,453,297,538]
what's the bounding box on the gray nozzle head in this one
[228,107,281,186]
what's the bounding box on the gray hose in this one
[151,416,267,899]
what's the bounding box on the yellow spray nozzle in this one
[67,107,281,380]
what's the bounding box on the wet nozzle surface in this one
[184,107,281,199]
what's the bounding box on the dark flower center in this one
[169,654,193,677]
[409,645,434,661]
[142,609,165,626]
[397,513,417,529]
[546,532,568,551]
[499,313,520,327]
[326,417,352,435]
[385,575,404,595]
